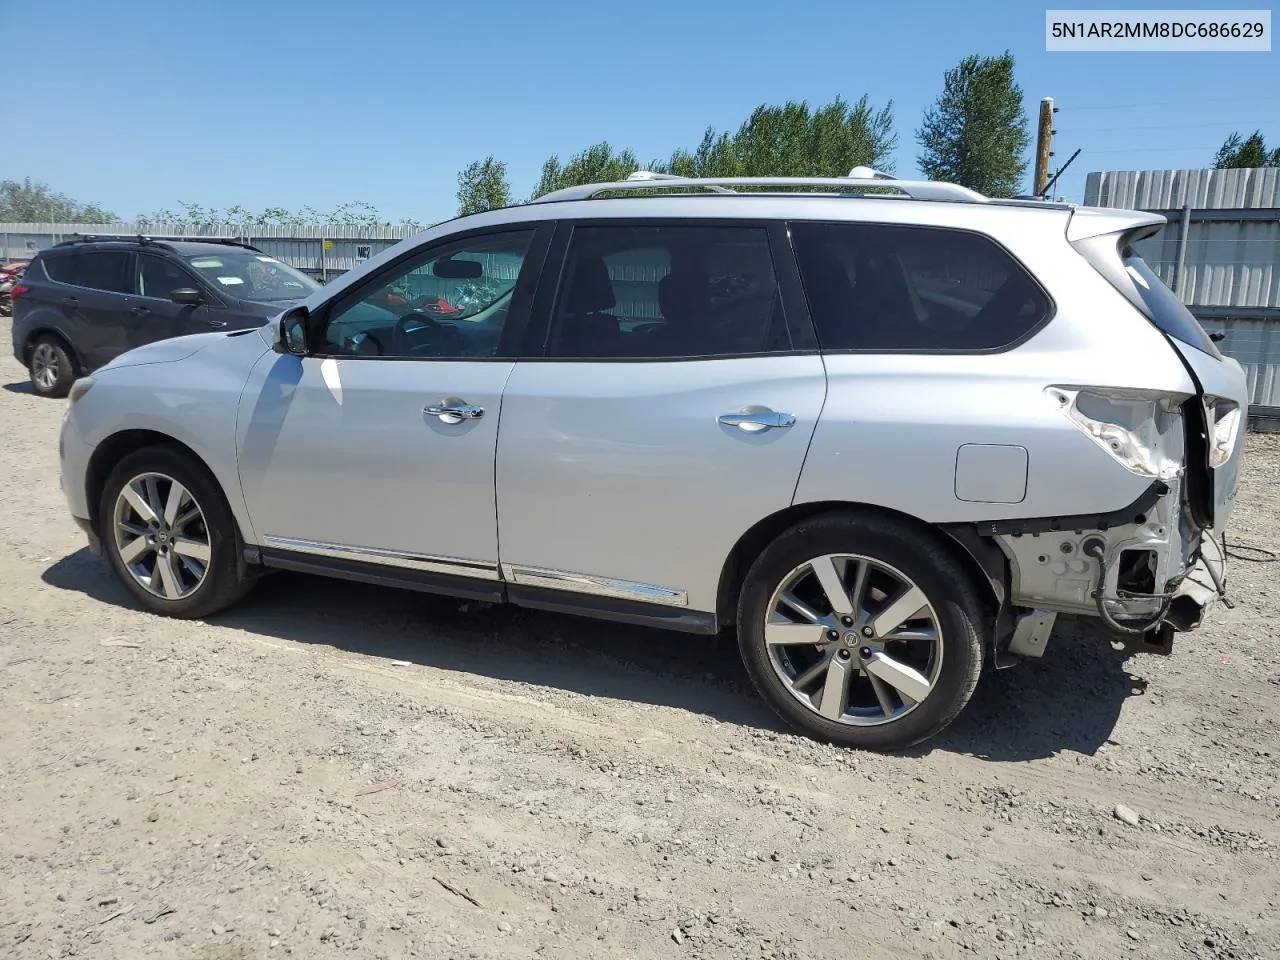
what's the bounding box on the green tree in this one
[658,95,897,179]
[916,51,1030,197]
[1213,130,1280,168]
[0,177,117,222]
[528,95,896,200]
[456,156,512,215]
[325,201,383,227]
[531,142,641,198]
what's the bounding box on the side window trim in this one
[785,219,1056,355]
[135,253,207,303]
[307,222,553,362]
[527,217,820,362]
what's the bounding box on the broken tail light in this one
[1047,386,1189,479]
[1204,397,1242,469]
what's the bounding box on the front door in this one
[236,225,548,589]
[496,221,826,615]
[131,252,221,349]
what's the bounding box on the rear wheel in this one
[28,336,75,398]
[737,512,986,751]
[99,445,256,618]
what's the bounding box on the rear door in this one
[132,252,223,349]
[42,250,135,369]
[495,219,826,617]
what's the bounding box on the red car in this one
[0,261,28,317]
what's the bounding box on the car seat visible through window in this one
[552,255,623,357]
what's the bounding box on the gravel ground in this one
[1,324,1278,960]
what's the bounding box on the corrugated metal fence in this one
[1085,168,1280,416]
[0,222,423,279]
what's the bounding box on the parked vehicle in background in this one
[10,236,319,397]
[55,171,1248,751]
[0,260,27,317]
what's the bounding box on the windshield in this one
[185,251,320,302]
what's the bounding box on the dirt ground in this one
[1,326,1278,960]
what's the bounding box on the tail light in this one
[9,283,30,300]
[1204,397,1242,469]
[1047,385,1188,479]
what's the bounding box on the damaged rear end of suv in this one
[987,205,1247,664]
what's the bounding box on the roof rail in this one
[625,170,736,193]
[531,172,987,204]
[55,234,260,251]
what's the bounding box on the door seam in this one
[790,351,830,506]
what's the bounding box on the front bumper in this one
[74,515,102,556]
[58,404,94,534]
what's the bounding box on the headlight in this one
[68,376,95,404]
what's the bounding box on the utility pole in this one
[1034,97,1056,197]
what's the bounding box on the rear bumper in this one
[1165,531,1226,633]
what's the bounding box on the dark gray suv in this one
[11,235,321,397]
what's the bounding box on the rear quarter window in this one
[41,254,76,284]
[1121,249,1221,358]
[41,250,132,293]
[789,222,1051,351]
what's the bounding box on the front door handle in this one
[130,305,150,316]
[425,400,484,423]
[718,409,796,432]
[204,317,227,327]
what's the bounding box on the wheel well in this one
[23,328,82,372]
[85,431,207,531]
[715,501,1005,627]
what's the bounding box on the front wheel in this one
[737,512,986,751]
[99,445,256,618]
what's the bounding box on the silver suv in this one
[57,171,1248,750]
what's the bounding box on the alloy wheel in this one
[764,553,944,726]
[31,343,59,391]
[112,472,213,600]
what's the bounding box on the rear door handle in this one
[425,400,484,423]
[204,317,227,327]
[718,409,796,432]
[62,296,79,305]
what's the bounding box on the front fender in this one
[68,330,272,545]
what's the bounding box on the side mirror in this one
[274,305,310,355]
[170,287,201,305]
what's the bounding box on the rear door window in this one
[44,251,133,293]
[789,222,1051,351]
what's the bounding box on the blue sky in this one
[6,0,1276,223]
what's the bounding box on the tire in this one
[736,511,986,751]
[28,335,76,398]
[99,444,256,618]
